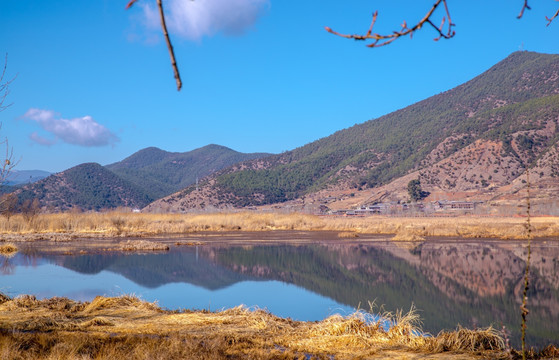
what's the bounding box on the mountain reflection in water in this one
[2,239,558,349]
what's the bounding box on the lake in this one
[1,231,558,349]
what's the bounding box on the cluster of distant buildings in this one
[329,200,479,216]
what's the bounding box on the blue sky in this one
[1,0,558,173]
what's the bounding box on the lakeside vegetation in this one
[0,293,515,360]
[0,211,558,240]
[2,211,558,358]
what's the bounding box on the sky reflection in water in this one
[1,251,355,321]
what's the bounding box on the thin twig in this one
[546,8,559,26]
[156,0,182,91]
[517,0,531,19]
[325,0,455,48]
[0,56,17,185]
[0,123,18,186]
[0,136,15,185]
[126,0,140,9]
[126,0,182,91]
[0,54,16,112]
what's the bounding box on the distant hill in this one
[145,51,559,212]
[4,170,51,185]
[15,163,151,211]
[106,144,271,200]
[11,145,272,212]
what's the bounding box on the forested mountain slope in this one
[106,144,271,200]
[15,163,152,211]
[12,145,272,212]
[147,51,559,212]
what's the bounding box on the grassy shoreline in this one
[0,293,517,360]
[0,212,558,241]
[2,213,558,358]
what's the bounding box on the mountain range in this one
[13,145,270,211]
[4,170,51,185]
[9,51,559,213]
[105,144,270,201]
[146,51,559,213]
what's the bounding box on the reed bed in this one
[0,293,510,359]
[0,212,558,240]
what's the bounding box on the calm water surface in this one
[1,233,558,348]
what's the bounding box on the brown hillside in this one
[145,52,559,214]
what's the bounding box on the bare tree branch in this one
[327,1,557,48]
[126,0,139,9]
[127,0,182,91]
[518,0,558,26]
[126,0,557,87]
[0,54,16,112]
[156,0,182,91]
[0,55,19,185]
[517,0,531,19]
[546,8,559,26]
[325,0,455,48]
[0,133,16,185]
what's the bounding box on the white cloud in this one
[23,108,120,147]
[141,0,270,41]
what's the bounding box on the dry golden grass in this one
[118,240,170,251]
[0,293,508,360]
[337,231,359,238]
[0,242,18,257]
[391,232,426,241]
[175,241,203,246]
[0,212,558,241]
[429,326,504,353]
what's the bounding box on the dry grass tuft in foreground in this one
[0,293,512,360]
[430,326,505,353]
